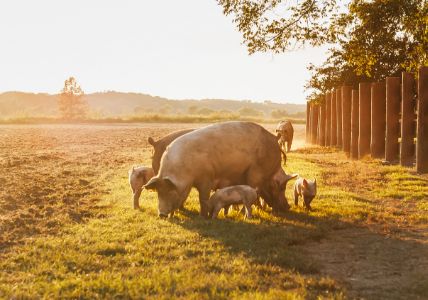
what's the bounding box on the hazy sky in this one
[0,0,328,104]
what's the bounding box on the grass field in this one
[0,123,427,299]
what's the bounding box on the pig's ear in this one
[163,177,176,189]
[285,173,298,182]
[144,176,160,190]
[148,137,156,146]
[303,179,308,188]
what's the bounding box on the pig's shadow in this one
[174,204,426,292]
[174,208,343,274]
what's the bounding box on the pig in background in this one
[276,120,294,153]
[128,166,155,209]
[147,129,194,174]
[294,177,317,210]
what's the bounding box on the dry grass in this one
[0,123,427,299]
[0,123,196,251]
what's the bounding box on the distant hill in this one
[0,91,305,119]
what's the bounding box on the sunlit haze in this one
[0,0,327,104]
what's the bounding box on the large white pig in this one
[144,121,296,217]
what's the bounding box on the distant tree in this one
[238,107,264,117]
[271,109,289,119]
[58,77,87,120]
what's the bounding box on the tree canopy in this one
[217,0,337,53]
[217,0,428,102]
[306,0,427,101]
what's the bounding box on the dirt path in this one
[299,145,428,299]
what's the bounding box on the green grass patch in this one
[1,145,427,299]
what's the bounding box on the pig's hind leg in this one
[196,182,213,218]
[244,204,253,219]
[294,186,299,207]
[223,204,231,216]
[211,204,223,219]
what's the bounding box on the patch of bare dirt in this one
[300,144,428,299]
[306,228,428,299]
[0,123,198,252]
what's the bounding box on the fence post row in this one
[417,66,428,173]
[342,86,352,154]
[371,82,386,159]
[401,72,416,166]
[351,90,360,159]
[305,67,427,173]
[385,77,401,162]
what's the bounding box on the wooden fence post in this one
[317,109,321,145]
[311,104,319,144]
[331,90,337,146]
[385,77,401,162]
[319,99,326,146]
[351,90,360,159]
[359,82,371,158]
[306,101,311,143]
[401,72,416,166]
[371,82,386,158]
[336,88,343,147]
[326,93,331,146]
[416,66,428,173]
[342,86,352,153]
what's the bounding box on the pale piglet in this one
[208,185,259,219]
[294,177,317,210]
[128,166,155,209]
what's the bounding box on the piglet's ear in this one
[148,137,156,146]
[303,179,308,188]
[285,173,298,182]
[144,176,160,190]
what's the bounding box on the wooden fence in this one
[306,66,428,173]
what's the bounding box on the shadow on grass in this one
[173,208,346,274]
[173,207,428,299]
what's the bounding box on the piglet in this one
[294,177,317,210]
[128,166,155,209]
[208,185,259,219]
